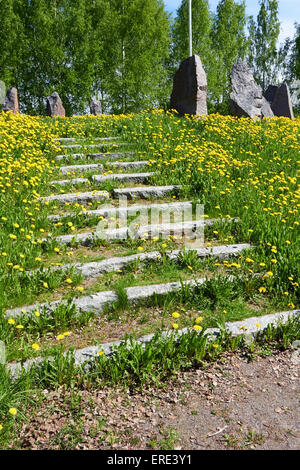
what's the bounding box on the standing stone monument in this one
[261,96,274,118]
[230,61,271,119]
[2,87,19,114]
[90,99,102,115]
[170,54,207,116]
[264,85,278,106]
[267,82,294,119]
[46,92,65,117]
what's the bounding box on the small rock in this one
[290,350,300,366]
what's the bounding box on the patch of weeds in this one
[244,429,265,447]
[149,428,179,450]
[52,420,84,450]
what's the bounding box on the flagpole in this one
[189,0,192,57]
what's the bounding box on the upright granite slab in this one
[2,87,19,114]
[46,92,65,117]
[261,97,274,118]
[264,85,278,106]
[230,61,266,119]
[270,82,294,119]
[170,54,207,116]
[90,99,102,115]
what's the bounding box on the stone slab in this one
[170,54,207,115]
[113,185,181,199]
[59,163,104,175]
[92,172,153,184]
[47,200,193,222]
[39,190,110,205]
[7,310,299,376]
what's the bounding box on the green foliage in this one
[171,0,212,67]
[248,0,280,91]
[210,0,247,110]
[0,0,172,115]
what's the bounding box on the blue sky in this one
[163,0,300,44]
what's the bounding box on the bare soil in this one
[17,348,299,450]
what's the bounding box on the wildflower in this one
[172,323,178,329]
[66,278,73,284]
[32,343,40,351]
[258,286,266,293]
[8,408,17,416]
[8,318,15,325]
[195,316,203,324]
[193,325,203,331]
[171,312,180,319]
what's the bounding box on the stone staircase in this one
[6,134,298,373]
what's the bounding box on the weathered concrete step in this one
[113,185,181,199]
[59,163,104,175]
[48,201,193,222]
[58,161,148,175]
[50,218,228,246]
[109,161,149,169]
[92,172,154,183]
[5,276,213,318]
[57,137,119,143]
[49,172,154,187]
[7,310,299,375]
[29,244,251,279]
[62,143,126,149]
[40,190,110,205]
[55,152,134,161]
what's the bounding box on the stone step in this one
[58,161,148,175]
[48,201,193,222]
[57,137,119,143]
[62,143,126,150]
[59,163,104,175]
[109,161,149,169]
[92,172,154,184]
[55,152,134,161]
[113,185,181,199]
[28,244,251,279]
[49,172,154,187]
[40,190,110,205]
[50,218,228,246]
[5,276,221,318]
[7,310,299,375]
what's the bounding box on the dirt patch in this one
[17,349,299,450]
